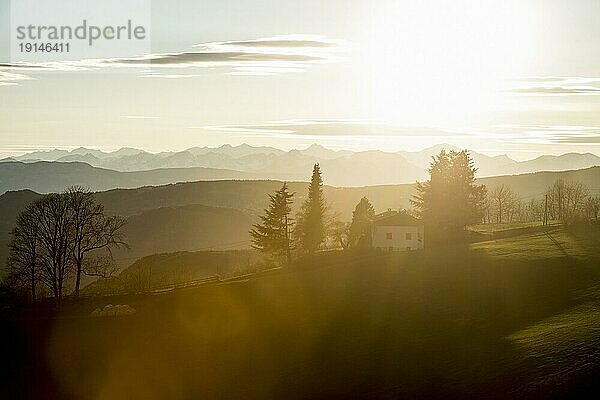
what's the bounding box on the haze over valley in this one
[2,143,599,191]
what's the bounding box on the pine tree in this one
[249,182,294,264]
[411,150,486,244]
[349,197,375,247]
[295,164,327,253]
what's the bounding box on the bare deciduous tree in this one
[5,187,128,304]
[6,203,40,302]
[34,193,74,305]
[546,179,590,223]
[65,186,128,296]
[584,196,600,222]
[524,198,544,223]
[564,181,589,222]
[547,179,566,221]
[488,184,516,223]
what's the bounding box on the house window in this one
[405,232,412,240]
[386,232,393,239]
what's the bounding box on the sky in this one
[1,0,600,161]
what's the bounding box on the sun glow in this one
[362,0,535,126]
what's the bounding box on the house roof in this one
[372,212,422,227]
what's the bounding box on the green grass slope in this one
[3,227,600,399]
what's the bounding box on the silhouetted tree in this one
[5,187,128,304]
[564,180,589,222]
[329,218,350,249]
[547,179,566,221]
[488,184,516,223]
[349,197,375,247]
[585,196,600,222]
[33,193,74,305]
[525,198,544,223]
[6,202,40,302]
[295,164,327,253]
[546,179,589,223]
[250,182,294,264]
[65,186,128,296]
[411,150,486,244]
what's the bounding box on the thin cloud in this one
[483,124,600,145]
[554,136,600,144]
[506,76,600,96]
[108,52,323,65]
[219,39,335,48]
[0,70,35,86]
[138,74,201,79]
[230,66,306,76]
[0,35,345,86]
[510,76,568,83]
[201,119,468,138]
[194,35,344,51]
[120,115,160,119]
[508,86,600,95]
[196,126,295,135]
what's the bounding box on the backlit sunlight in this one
[363,0,535,126]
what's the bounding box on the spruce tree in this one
[249,182,294,264]
[295,164,327,253]
[349,196,375,247]
[411,150,486,244]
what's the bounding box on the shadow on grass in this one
[2,240,600,399]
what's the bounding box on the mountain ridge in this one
[5,144,598,182]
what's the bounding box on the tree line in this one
[251,150,489,262]
[6,150,596,300]
[252,149,599,262]
[483,180,599,225]
[250,164,383,265]
[5,186,128,304]
[249,164,328,264]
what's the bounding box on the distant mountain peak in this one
[428,143,461,152]
[298,143,348,159]
[110,147,145,155]
[490,154,515,162]
[8,143,599,182]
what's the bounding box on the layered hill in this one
[0,161,259,194]
[3,143,599,190]
[1,166,598,275]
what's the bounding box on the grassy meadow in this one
[2,224,599,399]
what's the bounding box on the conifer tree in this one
[249,182,294,264]
[295,164,327,253]
[411,150,486,244]
[349,196,376,247]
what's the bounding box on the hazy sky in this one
[1,0,600,160]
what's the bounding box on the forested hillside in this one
[1,167,598,274]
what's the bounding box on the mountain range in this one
[3,143,599,189]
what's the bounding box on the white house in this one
[371,211,424,251]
